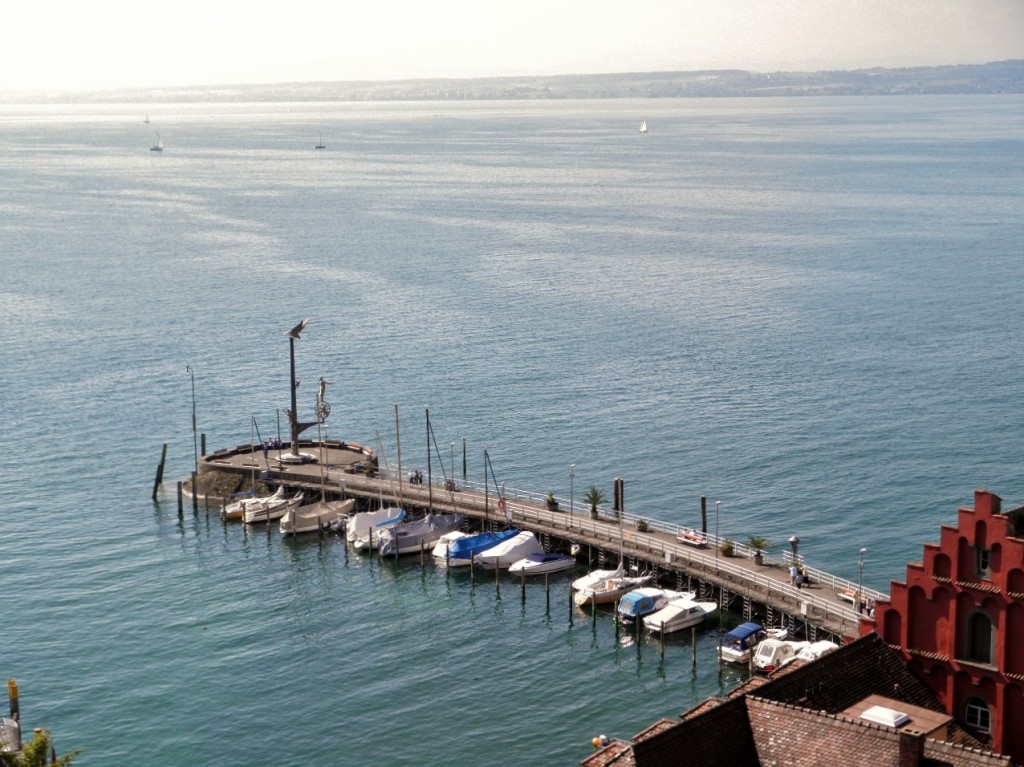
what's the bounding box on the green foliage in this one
[719,539,735,556]
[1,728,81,767]
[546,491,557,505]
[747,536,773,555]
[582,486,605,511]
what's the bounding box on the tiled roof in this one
[599,634,1002,767]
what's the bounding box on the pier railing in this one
[334,469,881,637]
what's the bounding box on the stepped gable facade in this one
[861,489,1024,763]
[583,633,1007,767]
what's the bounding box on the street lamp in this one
[788,535,800,562]
[186,365,197,470]
[858,547,868,612]
[450,442,455,482]
[570,464,576,515]
[715,500,721,560]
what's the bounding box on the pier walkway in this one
[197,443,885,641]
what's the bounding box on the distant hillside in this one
[8,60,1023,103]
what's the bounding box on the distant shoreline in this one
[3,60,1021,104]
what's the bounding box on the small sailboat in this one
[639,120,648,134]
[144,113,150,124]
[377,513,464,557]
[315,130,326,150]
[150,133,164,152]
[280,497,354,535]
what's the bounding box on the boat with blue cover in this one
[719,622,784,664]
[616,587,693,624]
[435,528,519,567]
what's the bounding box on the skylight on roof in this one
[860,705,910,728]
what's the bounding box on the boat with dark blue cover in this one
[437,528,519,566]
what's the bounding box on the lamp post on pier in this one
[186,365,197,470]
[715,500,721,561]
[570,464,576,515]
[858,547,868,612]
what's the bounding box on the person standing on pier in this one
[790,563,798,586]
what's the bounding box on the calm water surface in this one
[1,96,1022,765]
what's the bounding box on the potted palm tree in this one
[583,486,605,520]
[546,491,559,512]
[747,536,773,566]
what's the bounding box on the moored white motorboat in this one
[431,530,468,560]
[753,638,810,673]
[243,491,303,524]
[508,552,577,576]
[719,623,788,664]
[616,587,693,624]
[474,530,545,570]
[573,572,652,606]
[348,506,406,550]
[571,561,624,593]
[780,639,839,669]
[280,498,355,535]
[434,528,519,567]
[377,514,464,557]
[643,598,718,634]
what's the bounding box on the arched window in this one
[965,610,994,664]
[964,696,991,735]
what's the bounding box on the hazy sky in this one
[2,0,1022,93]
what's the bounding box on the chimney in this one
[898,731,924,767]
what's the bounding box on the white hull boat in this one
[753,638,810,673]
[348,506,406,550]
[616,588,693,624]
[222,486,285,520]
[431,530,468,560]
[436,528,520,567]
[243,491,303,524]
[571,562,624,593]
[508,552,577,576]
[719,623,788,664]
[574,573,653,606]
[474,531,545,570]
[643,598,718,634]
[280,498,354,535]
[377,514,464,557]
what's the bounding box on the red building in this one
[862,489,1024,764]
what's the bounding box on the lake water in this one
[1,95,1022,765]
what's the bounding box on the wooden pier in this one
[195,442,884,642]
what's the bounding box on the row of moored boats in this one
[221,488,839,666]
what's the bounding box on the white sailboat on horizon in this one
[639,120,648,134]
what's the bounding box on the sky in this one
[2,0,1023,94]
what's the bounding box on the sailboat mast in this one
[426,408,432,514]
[394,405,403,508]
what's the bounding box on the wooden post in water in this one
[692,627,698,669]
[191,471,199,514]
[521,569,526,600]
[176,481,183,517]
[152,443,167,500]
[7,679,20,750]
[201,432,206,457]
[495,561,500,598]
